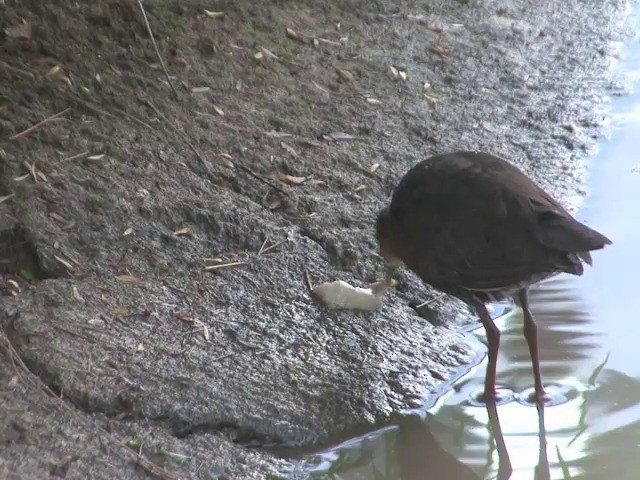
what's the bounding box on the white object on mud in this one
[311,279,394,311]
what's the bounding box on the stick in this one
[137,0,179,100]
[258,236,269,255]
[10,108,70,140]
[235,163,289,196]
[111,107,154,130]
[415,293,446,309]
[211,351,234,362]
[260,239,287,255]
[144,100,212,175]
[303,269,313,292]
[61,151,89,162]
[204,261,246,271]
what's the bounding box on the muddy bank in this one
[0,0,630,478]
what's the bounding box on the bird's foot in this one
[525,389,551,406]
[469,387,515,406]
[516,384,577,407]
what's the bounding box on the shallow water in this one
[289,10,640,480]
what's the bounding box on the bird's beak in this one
[384,264,397,283]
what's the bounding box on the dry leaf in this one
[286,27,305,43]
[328,132,354,142]
[277,174,307,185]
[388,66,399,80]
[294,138,322,148]
[191,86,210,93]
[213,105,224,116]
[204,257,224,263]
[54,255,74,270]
[45,65,62,78]
[123,227,133,236]
[7,280,20,291]
[50,212,66,223]
[265,130,293,138]
[203,10,224,18]
[261,48,279,60]
[13,173,30,182]
[137,343,144,352]
[72,286,84,302]
[354,185,366,193]
[113,307,129,317]
[44,65,72,88]
[217,153,234,168]
[115,274,140,283]
[317,38,341,47]
[369,163,380,173]
[254,51,264,61]
[280,142,298,158]
[336,67,355,83]
[311,81,330,95]
[430,46,447,57]
[203,325,210,342]
[398,70,407,80]
[366,97,382,104]
[175,312,195,324]
[5,20,31,40]
[174,227,192,236]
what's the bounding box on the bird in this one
[375,151,611,403]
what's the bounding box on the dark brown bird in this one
[376,151,611,403]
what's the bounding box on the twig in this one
[0,194,15,204]
[204,261,246,271]
[415,293,446,309]
[144,100,212,175]
[258,236,269,256]
[235,163,289,196]
[111,107,154,130]
[261,239,288,255]
[209,318,244,326]
[66,94,115,118]
[303,269,313,292]
[237,339,261,350]
[211,351,234,362]
[61,151,89,162]
[137,0,179,100]
[10,108,70,140]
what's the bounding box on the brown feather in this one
[377,151,612,303]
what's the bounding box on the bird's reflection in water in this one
[398,402,550,480]
[299,401,550,480]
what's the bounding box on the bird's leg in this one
[475,301,500,401]
[535,403,551,480]
[516,289,547,404]
[485,399,513,480]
